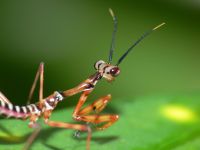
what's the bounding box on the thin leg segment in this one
[43,110,91,150]
[72,91,91,119]
[78,94,112,115]
[23,123,41,150]
[46,120,91,150]
[27,62,44,105]
[0,92,11,104]
[80,114,119,130]
[23,115,41,150]
[73,94,119,130]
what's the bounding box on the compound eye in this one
[110,67,120,77]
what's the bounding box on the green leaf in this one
[1,94,200,150]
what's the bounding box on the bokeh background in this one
[0,0,200,103]
[0,0,200,104]
[0,0,200,149]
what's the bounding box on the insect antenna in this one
[116,22,165,66]
[108,8,118,64]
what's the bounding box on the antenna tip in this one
[109,8,115,19]
[153,22,165,31]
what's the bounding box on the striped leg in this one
[73,94,119,130]
[27,62,44,105]
[43,110,92,150]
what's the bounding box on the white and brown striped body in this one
[0,91,63,120]
[0,100,40,119]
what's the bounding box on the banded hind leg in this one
[24,62,45,150]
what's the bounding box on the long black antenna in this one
[116,22,165,66]
[108,8,118,64]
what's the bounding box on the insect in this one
[0,9,165,150]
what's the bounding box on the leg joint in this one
[73,115,82,121]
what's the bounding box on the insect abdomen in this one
[0,100,40,119]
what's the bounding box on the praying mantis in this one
[0,9,165,150]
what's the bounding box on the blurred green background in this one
[0,0,200,150]
[0,0,200,103]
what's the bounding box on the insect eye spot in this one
[110,67,120,77]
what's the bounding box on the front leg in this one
[73,94,119,130]
[73,91,91,120]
